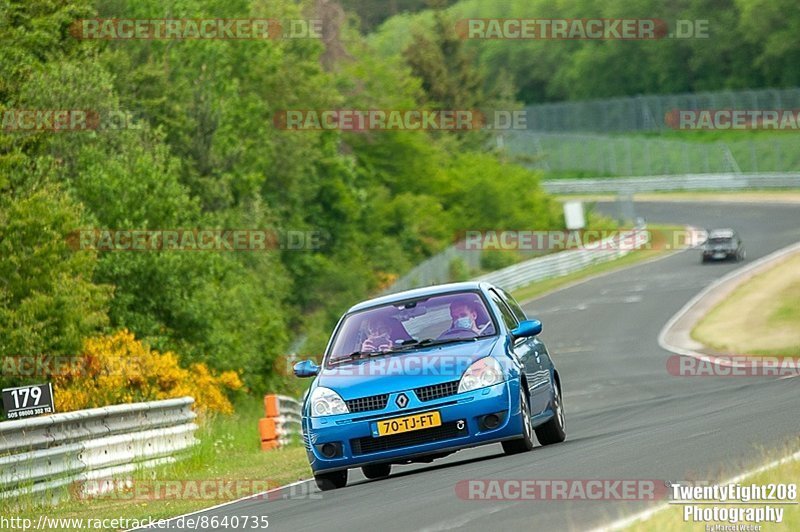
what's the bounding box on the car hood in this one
[317,336,501,399]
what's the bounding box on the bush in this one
[53,330,243,415]
[480,250,521,272]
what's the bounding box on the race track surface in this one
[151,201,800,531]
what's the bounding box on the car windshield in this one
[326,291,497,364]
[708,237,734,245]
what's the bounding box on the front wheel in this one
[535,381,566,445]
[314,470,348,491]
[502,384,534,455]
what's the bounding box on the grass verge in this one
[4,399,312,530]
[692,253,800,356]
[512,225,685,303]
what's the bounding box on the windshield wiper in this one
[394,337,479,350]
[331,335,489,364]
[329,349,392,365]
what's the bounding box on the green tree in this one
[0,185,110,359]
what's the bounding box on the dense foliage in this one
[371,0,800,103]
[0,0,562,396]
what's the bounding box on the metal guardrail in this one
[0,397,198,503]
[542,173,800,194]
[274,396,301,444]
[475,228,650,292]
[383,244,483,295]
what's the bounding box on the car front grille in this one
[345,394,389,413]
[350,420,468,455]
[414,380,460,402]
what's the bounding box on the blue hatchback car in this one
[293,281,566,490]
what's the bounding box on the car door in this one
[499,288,554,415]
[489,289,549,415]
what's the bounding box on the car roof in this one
[346,281,493,313]
[708,228,736,238]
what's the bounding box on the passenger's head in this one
[366,317,391,338]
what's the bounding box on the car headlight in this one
[310,386,349,417]
[458,357,504,393]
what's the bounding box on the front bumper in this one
[303,380,521,473]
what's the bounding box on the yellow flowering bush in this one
[53,330,243,415]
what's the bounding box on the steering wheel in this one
[438,327,478,339]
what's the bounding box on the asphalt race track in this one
[151,201,800,531]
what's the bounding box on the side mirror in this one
[293,359,320,378]
[511,319,542,339]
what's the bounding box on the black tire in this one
[502,383,534,455]
[314,470,348,491]
[535,380,566,445]
[362,463,391,480]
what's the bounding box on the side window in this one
[489,289,518,330]
[499,288,527,323]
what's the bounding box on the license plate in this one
[377,411,441,437]
[713,252,726,259]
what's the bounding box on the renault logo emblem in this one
[395,393,408,408]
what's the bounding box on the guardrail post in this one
[260,394,280,451]
[260,394,301,451]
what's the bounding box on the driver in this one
[447,301,480,334]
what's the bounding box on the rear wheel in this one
[535,380,566,445]
[362,463,391,480]
[314,470,348,491]
[502,384,534,455]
